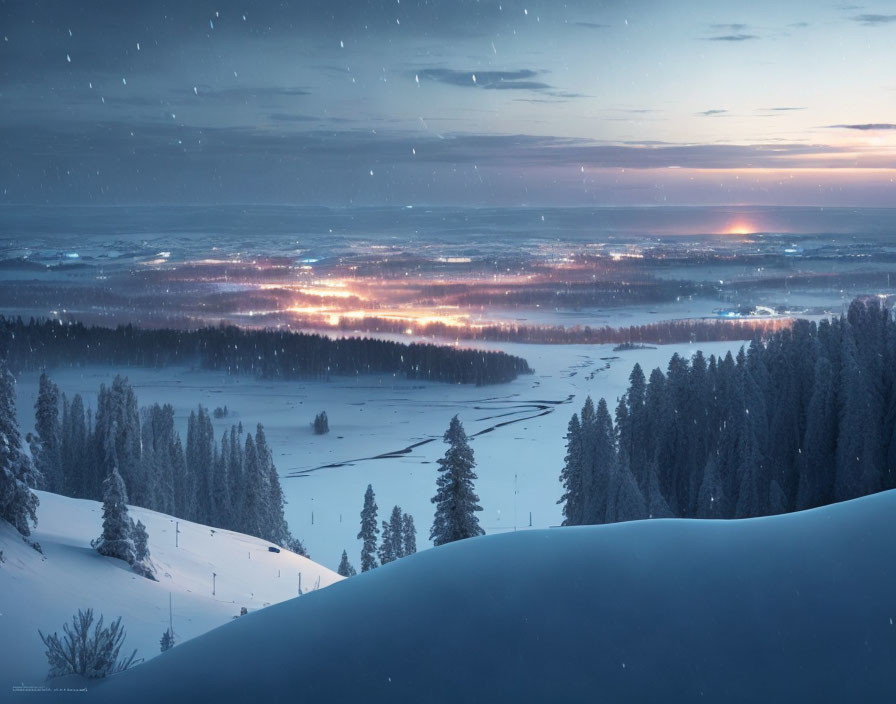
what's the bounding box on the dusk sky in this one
[2,0,896,206]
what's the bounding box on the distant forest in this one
[338,315,793,346]
[29,372,302,552]
[560,298,896,524]
[0,318,531,385]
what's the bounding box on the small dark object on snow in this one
[267,546,280,553]
[311,411,329,435]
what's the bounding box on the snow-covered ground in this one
[0,491,341,688]
[14,340,748,571]
[80,490,896,703]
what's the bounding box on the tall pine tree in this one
[358,484,379,572]
[0,363,39,537]
[431,415,484,546]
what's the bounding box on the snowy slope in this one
[81,491,896,703]
[0,491,341,688]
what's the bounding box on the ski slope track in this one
[84,490,896,703]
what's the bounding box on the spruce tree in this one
[401,512,417,556]
[337,550,357,577]
[242,434,263,539]
[92,467,135,564]
[32,372,62,492]
[357,484,379,572]
[256,424,289,544]
[430,415,484,546]
[378,515,394,565]
[132,519,149,563]
[62,394,87,498]
[558,414,584,526]
[379,505,405,564]
[0,363,40,537]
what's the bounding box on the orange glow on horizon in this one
[724,222,755,236]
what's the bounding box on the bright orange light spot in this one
[725,222,754,235]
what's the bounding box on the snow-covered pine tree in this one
[171,435,191,520]
[242,433,263,539]
[256,424,289,544]
[378,505,405,564]
[61,393,88,498]
[132,519,149,562]
[430,415,484,546]
[585,398,616,525]
[378,514,394,565]
[32,372,62,492]
[357,484,379,572]
[337,549,357,577]
[558,413,584,526]
[401,512,417,556]
[130,518,156,580]
[93,376,144,506]
[227,425,244,531]
[92,467,135,564]
[185,406,215,524]
[0,362,40,537]
[209,430,231,530]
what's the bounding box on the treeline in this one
[560,298,896,524]
[30,373,302,551]
[323,312,791,345]
[0,317,531,385]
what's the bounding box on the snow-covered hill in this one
[81,490,896,703]
[0,491,341,688]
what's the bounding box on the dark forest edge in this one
[24,371,306,555]
[0,317,532,386]
[560,297,896,525]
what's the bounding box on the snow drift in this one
[87,491,896,703]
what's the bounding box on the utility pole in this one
[514,473,518,531]
[212,572,217,596]
[175,521,180,548]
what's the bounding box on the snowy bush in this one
[38,608,141,679]
[311,411,329,435]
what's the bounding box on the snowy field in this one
[0,491,340,687]
[14,339,749,571]
[83,490,896,703]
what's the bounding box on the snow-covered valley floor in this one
[13,340,748,571]
[0,491,341,687]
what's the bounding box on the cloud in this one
[699,109,728,116]
[767,107,806,111]
[705,33,759,41]
[574,22,610,29]
[414,68,583,98]
[851,14,896,25]
[828,123,896,130]
[709,23,750,31]
[189,86,312,101]
[417,69,550,91]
